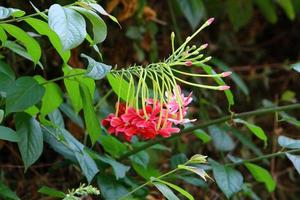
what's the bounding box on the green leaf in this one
[210,159,243,199]
[70,6,107,44]
[276,0,295,20]
[176,0,205,30]
[75,151,99,183]
[48,4,86,51]
[15,112,43,171]
[152,182,180,200]
[34,75,63,117]
[0,24,41,65]
[234,119,267,144]
[79,83,101,145]
[281,90,296,102]
[107,73,135,103]
[193,129,212,143]
[63,66,95,114]
[100,134,127,158]
[291,62,300,73]
[286,153,300,174]
[9,9,25,18]
[0,126,20,142]
[211,58,249,96]
[254,0,277,23]
[226,0,253,31]
[0,71,14,95]
[278,135,300,149]
[198,64,234,107]
[38,186,65,198]
[6,77,45,114]
[48,109,65,128]
[151,177,194,200]
[0,26,7,44]
[25,17,70,63]
[0,181,20,200]
[0,60,15,79]
[81,54,111,80]
[87,3,120,26]
[129,150,149,169]
[178,165,209,181]
[244,163,276,192]
[209,125,235,152]
[0,109,3,123]
[3,41,43,68]
[59,103,84,128]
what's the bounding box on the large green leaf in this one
[226,0,253,31]
[79,83,101,145]
[25,17,70,63]
[286,153,300,174]
[0,181,20,200]
[6,77,45,114]
[70,6,107,44]
[209,125,235,152]
[75,151,99,183]
[176,0,205,30]
[0,110,3,123]
[244,163,276,192]
[0,126,20,142]
[0,26,7,44]
[0,60,15,79]
[81,54,111,80]
[254,0,277,23]
[0,24,41,64]
[107,73,135,103]
[48,4,86,50]
[278,135,300,149]
[210,159,243,199]
[152,182,180,200]
[38,186,65,198]
[0,72,14,95]
[15,113,43,170]
[130,151,149,169]
[234,119,267,145]
[63,66,95,114]
[34,75,63,117]
[100,134,127,158]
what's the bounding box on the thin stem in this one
[95,90,113,109]
[41,72,85,85]
[119,103,300,159]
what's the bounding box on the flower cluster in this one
[102,86,196,141]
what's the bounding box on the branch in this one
[119,103,300,159]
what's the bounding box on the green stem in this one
[119,103,300,159]
[41,72,85,85]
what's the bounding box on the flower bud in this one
[221,71,232,77]
[206,17,215,26]
[189,154,207,164]
[218,85,230,90]
[199,43,208,50]
[185,60,193,66]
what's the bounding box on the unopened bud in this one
[218,85,230,90]
[221,71,232,77]
[171,32,175,39]
[206,17,215,26]
[185,60,193,66]
[202,56,212,62]
[200,43,208,50]
[189,154,207,164]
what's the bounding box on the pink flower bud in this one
[218,85,230,90]
[185,61,193,66]
[206,18,215,26]
[201,43,208,49]
[221,71,232,77]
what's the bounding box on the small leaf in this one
[276,0,295,20]
[9,8,25,17]
[286,153,300,174]
[6,77,45,114]
[209,125,235,152]
[278,135,300,149]
[178,165,209,181]
[107,73,135,103]
[0,181,20,200]
[48,4,86,50]
[71,6,107,44]
[0,126,20,142]
[234,118,267,144]
[210,159,243,199]
[25,17,70,63]
[34,75,63,117]
[1,24,41,64]
[151,177,194,200]
[79,83,101,145]
[244,163,276,192]
[87,3,120,26]
[152,182,180,200]
[193,129,212,143]
[38,186,65,198]
[15,113,43,171]
[81,54,111,80]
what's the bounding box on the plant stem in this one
[119,103,300,159]
[41,72,85,85]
